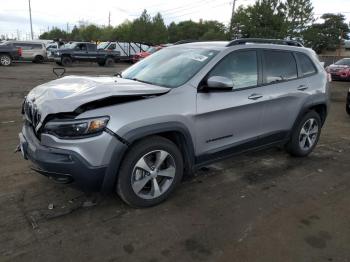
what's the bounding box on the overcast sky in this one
[1,0,349,40]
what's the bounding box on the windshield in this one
[122,47,219,88]
[97,42,109,49]
[62,43,77,49]
[335,59,350,66]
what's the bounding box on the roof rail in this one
[173,39,199,45]
[227,38,303,47]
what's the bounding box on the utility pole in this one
[229,0,237,39]
[108,11,111,27]
[66,23,69,33]
[338,30,344,58]
[28,0,34,40]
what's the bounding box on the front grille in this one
[23,99,41,128]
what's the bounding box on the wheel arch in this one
[309,104,327,125]
[290,102,328,138]
[100,122,196,193]
[123,122,196,174]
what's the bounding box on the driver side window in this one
[208,50,258,90]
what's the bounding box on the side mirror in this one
[206,76,233,90]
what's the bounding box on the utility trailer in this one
[98,41,150,62]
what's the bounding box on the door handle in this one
[297,85,308,91]
[248,94,263,100]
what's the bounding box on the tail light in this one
[18,47,22,56]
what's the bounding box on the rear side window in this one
[13,43,42,49]
[263,50,297,84]
[295,53,317,76]
[208,50,258,89]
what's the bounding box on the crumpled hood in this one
[25,75,170,129]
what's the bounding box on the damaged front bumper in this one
[18,122,128,192]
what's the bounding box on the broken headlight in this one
[42,116,109,139]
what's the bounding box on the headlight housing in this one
[42,116,109,139]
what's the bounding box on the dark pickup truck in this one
[0,42,22,66]
[53,42,120,67]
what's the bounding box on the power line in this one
[162,0,229,16]
[165,1,231,19]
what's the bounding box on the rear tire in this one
[33,55,44,63]
[0,54,12,66]
[286,111,322,157]
[61,56,72,67]
[104,57,114,67]
[117,136,184,207]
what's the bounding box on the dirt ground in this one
[1,62,350,262]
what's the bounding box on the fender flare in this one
[123,121,196,169]
[288,101,328,139]
[101,122,196,193]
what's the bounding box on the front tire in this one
[117,136,184,207]
[0,54,12,66]
[61,56,72,67]
[286,111,322,157]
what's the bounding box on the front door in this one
[73,43,89,60]
[195,50,265,157]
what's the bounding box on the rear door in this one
[195,50,266,157]
[257,49,311,140]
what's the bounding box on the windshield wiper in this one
[131,78,154,85]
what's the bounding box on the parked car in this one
[326,58,350,80]
[18,39,329,207]
[53,42,120,66]
[2,40,47,63]
[0,42,22,66]
[132,45,164,63]
[98,41,150,62]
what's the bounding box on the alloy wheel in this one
[131,150,176,200]
[1,56,11,66]
[299,118,319,151]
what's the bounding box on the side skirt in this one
[194,131,289,169]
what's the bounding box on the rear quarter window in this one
[262,50,298,84]
[295,53,317,76]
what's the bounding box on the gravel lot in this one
[0,62,350,262]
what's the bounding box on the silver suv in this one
[7,41,47,63]
[18,39,329,207]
